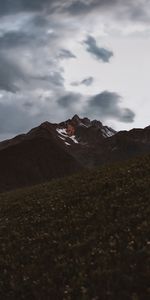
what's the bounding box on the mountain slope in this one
[0,155,149,299]
[0,137,83,192]
[0,115,150,192]
[0,115,117,192]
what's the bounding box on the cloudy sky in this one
[0,0,150,140]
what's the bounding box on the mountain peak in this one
[72,114,81,121]
[91,119,103,128]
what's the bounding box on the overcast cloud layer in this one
[0,0,150,140]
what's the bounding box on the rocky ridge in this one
[0,115,150,191]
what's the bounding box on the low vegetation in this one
[0,155,150,299]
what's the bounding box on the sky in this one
[0,0,150,140]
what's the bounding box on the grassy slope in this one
[0,156,150,300]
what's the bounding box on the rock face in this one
[66,124,75,136]
[0,114,150,192]
[59,115,116,144]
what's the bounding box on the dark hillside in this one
[0,136,82,192]
[0,155,150,299]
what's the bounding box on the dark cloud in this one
[0,0,149,25]
[57,93,81,107]
[0,0,149,22]
[0,52,27,93]
[64,0,150,24]
[31,15,50,27]
[20,0,52,12]
[0,91,64,138]
[67,1,93,15]
[0,0,54,16]
[0,102,31,134]
[58,49,76,59]
[23,102,34,108]
[0,0,90,16]
[0,88,135,141]
[56,90,135,124]
[81,77,94,86]
[0,31,35,49]
[86,91,135,123]
[67,0,119,15]
[119,1,150,23]
[72,76,94,86]
[0,90,81,140]
[84,36,113,62]
[0,49,64,94]
[32,72,64,87]
[0,20,65,93]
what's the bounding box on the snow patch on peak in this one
[102,127,116,138]
[56,128,67,136]
[56,128,79,144]
[59,136,66,141]
[65,142,71,146]
[69,135,79,144]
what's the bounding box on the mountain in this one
[0,121,83,193]
[0,154,149,299]
[0,115,150,192]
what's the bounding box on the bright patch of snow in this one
[102,127,115,138]
[56,128,67,136]
[65,142,71,146]
[56,128,79,144]
[80,123,88,128]
[59,136,65,141]
[69,135,79,144]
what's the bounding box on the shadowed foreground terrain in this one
[0,155,150,299]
